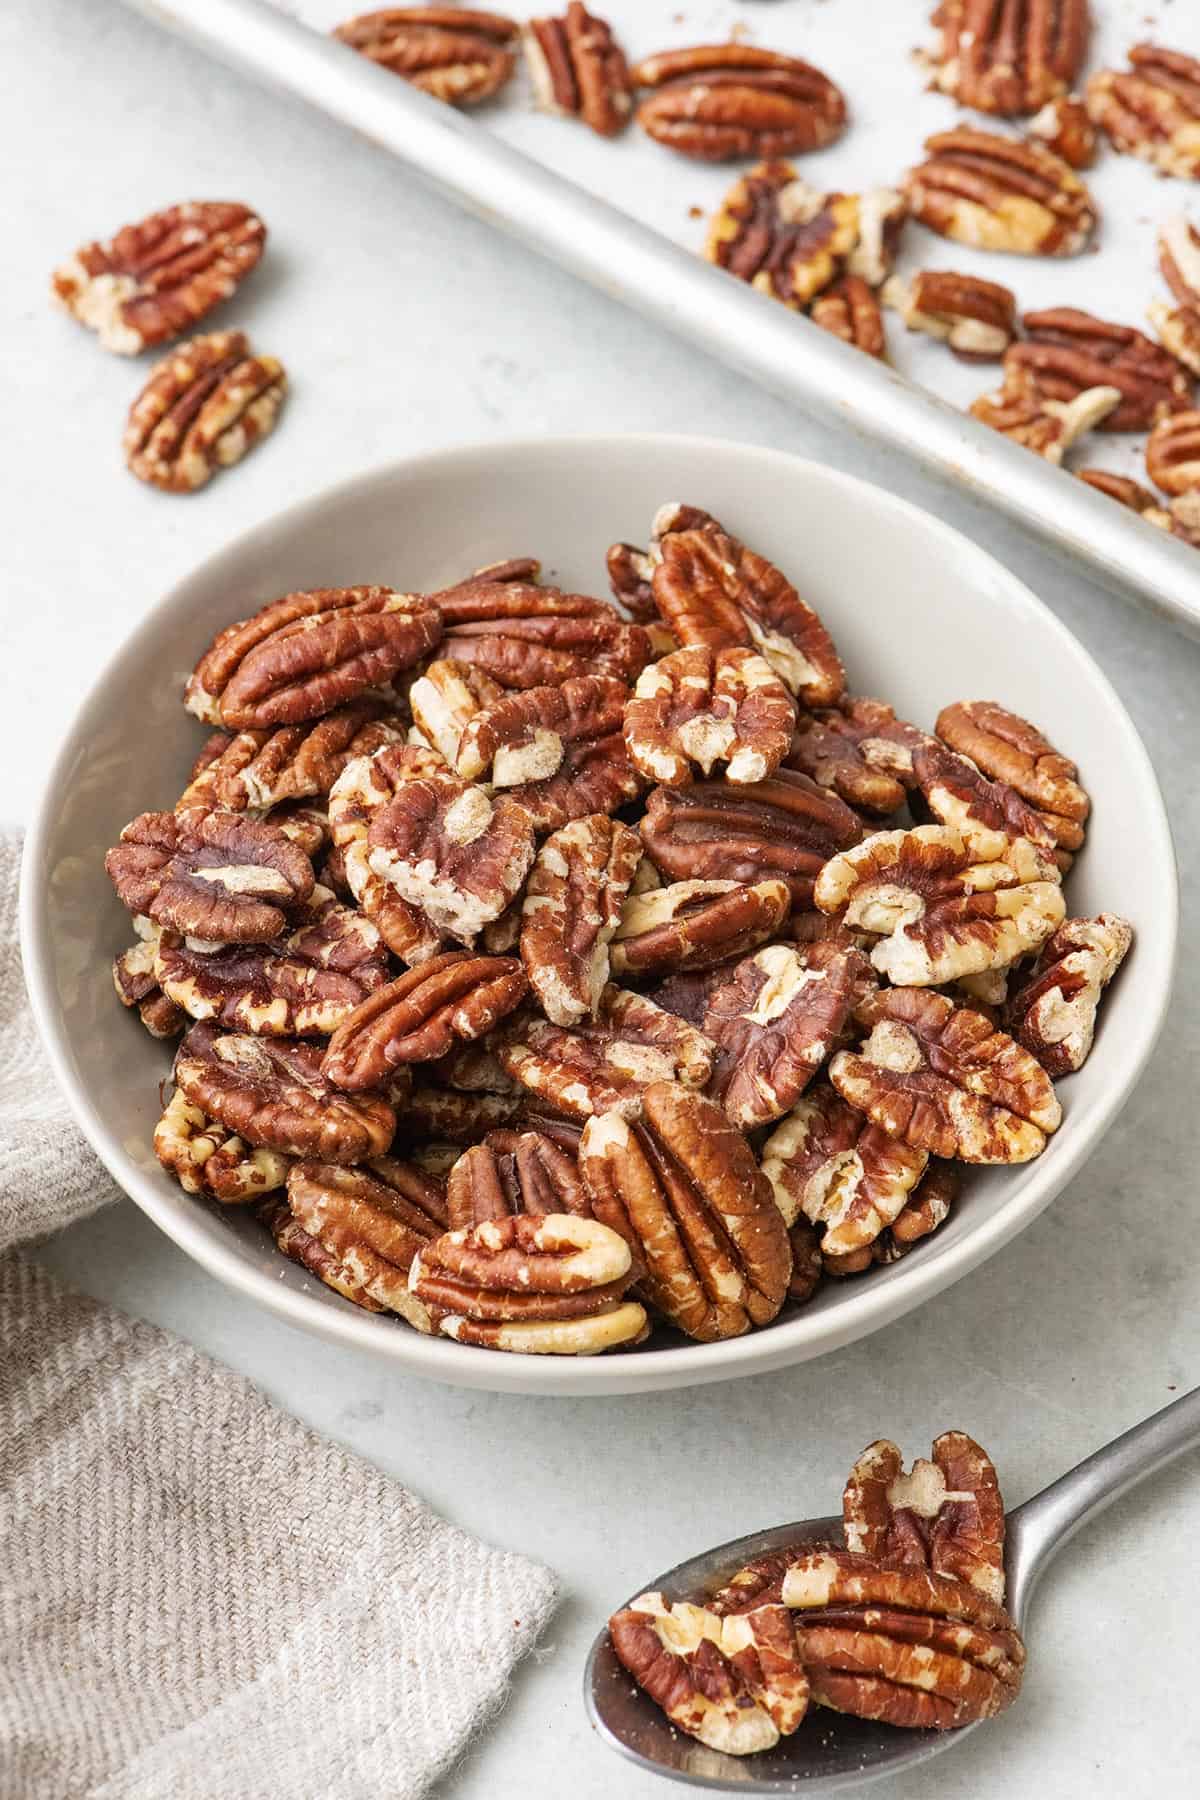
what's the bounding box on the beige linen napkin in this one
[0,833,558,1800]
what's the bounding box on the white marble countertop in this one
[5,2,1199,1795]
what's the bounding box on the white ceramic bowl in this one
[21,435,1177,1395]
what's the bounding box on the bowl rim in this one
[20,431,1179,1395]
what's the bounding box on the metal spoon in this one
[585,1386,1200,1791]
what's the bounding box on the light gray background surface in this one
[3,2,1198,1795]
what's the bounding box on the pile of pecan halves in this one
[609,1430,1022,1748]
[104,502,1132,1358]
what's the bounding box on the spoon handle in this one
[1006,1385,1200,1622]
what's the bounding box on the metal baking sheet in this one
[124,0,1200,637]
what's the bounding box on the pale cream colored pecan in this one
[1005,913,1133,1077]
[632,44,846,164]
[51,201,265,354]
[498,983,714,1120]
[761,1082,927,1258]
[519,814,643,1025]
[830,986,1061,1163]
[106,809,314,944]
[881,270,1017,360]
[904,128,1097,256]
[580,1081,792,1341]
[154,886,388,1036]
[610,879,790,982]
[608,1595,809,1755]
[934,700,1090,861]
[177,705,403,820]
[1028,93,1097,167]
[113,918,186,1040]
[926,1,1089,116]
[809,276,887,359]
[1148,216,1200,378]
[1146,409,1200,495]
[640,768,862,910]
[455,673,628,786]
[706,162,906,308]
[446,1130,588,1228]
[624,646,794,787]
[124,331,285,493]
[815,824,1062,987]
[408,1212,647,1352]
[649,505,844,704]
[969,363,1119,462]
[1085,43,1200,181]
[435,576,650,689]
[276,1156,449,1326]
[785,697,932,815]
[1149,300,1200,382]
[1009,308,1193,432]
[782,1549,1024,1729]
[327,744,451,963]
[154,1089,291,1203]
[185,586,442,729]
[704,941,871,1130]
[173,1020,396,1161]
[333,7,519,105]
[524,5,632,136]
[323,952,527,1090]
[843,1431,1007,1604]
[407,659,504,769]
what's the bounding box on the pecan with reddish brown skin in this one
[611,879,791,983]
[498,726,643,833]
[326,744,450,963]
[934,700,1089,862]
[499,984,714,1120]
[650,505,844,704]
[1005,913,1133,1076]
[394,1077,522,1146]
[809,276,887,359]
[519,813,642,1025]
[785,1217,825,1302]
[782,1550,1023,1729]
[173,1020,395,1160]
[706,163,907,308]
[323,952,527,1090]
[969,363,1119,461]
[623,646,795,788]
[645,963,738,1029]
[1077,468,1169,517]
[1148,216,1200,378]
[278,1156,449,1325]
[843,1432,1007,1604]
[608,1594,809,1755]
[524,5,632,136]
[51,201,265,355]
[363,771,536,941]
[124,330,286,494]
[333,8,518,105]
[815,823,1063,987]
[903,128,1097,256]
[113,920,186,1039]
[580,1081,792,1339]
[703,941,870,1130]
[435,579,650,690]
[913,740,1061,861]
[1146,409,1200,495]
[408,1212,648,1352]
[154,886,389,1037]
[177,705,404,820]
[785,697,932,815]
[406,659,503,769]
[605,541,657,623]
[632,43,846,164]
[761,1082,928,1258]
[1086,43,1200,181]
[825,1158,960,1273]
[830,986,1061,1162]
[455,673,628,786]
[1008,308,1193,432]
[640,768,862,911]
[881,270,1017,360]
[154,1089,291,1202]
[1028,93,1097,167]
[446,1131,588,1229]
[106,810,314,944]
[926,1,1090,116]
[185,587,443,730]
